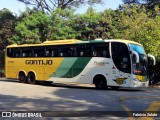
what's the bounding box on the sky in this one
[0,0,123,15]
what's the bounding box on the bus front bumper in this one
[131,80,149,87]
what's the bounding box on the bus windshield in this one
[129,44,148,77]
[129,44,145,54]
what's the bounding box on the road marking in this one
[119,96,159,102]
[138,101,160,120]
[122,100,160,120]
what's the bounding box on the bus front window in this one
[129,44,149,80]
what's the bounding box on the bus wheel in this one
[18,72,26,83]
[94,75,107,89]
[27,72,36,84]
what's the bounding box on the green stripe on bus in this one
[51,58,77,77]
[62,57,91,78]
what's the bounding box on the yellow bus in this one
[5,39,155,89]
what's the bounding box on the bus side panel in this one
[5,66,17,79]
[48,57,111,84]
[48,57,91,83]
[5,57,46,80]
[72,57,110,84]
[23,66,45,81]
[45,58,64,81]
[5,57,18,79]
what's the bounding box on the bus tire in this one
[93,75,107,89]
[27,72,36,84]
[18,71,26,83]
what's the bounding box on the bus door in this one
[109,42,131,87]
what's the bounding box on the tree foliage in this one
[17,0,103,13]
[11,10,51,44]
[0,9,16,49]
[123,0,160,5]
[118,5,160,59]
[49,8,78,40]
[11,8,78,44]
[122,0,160,10]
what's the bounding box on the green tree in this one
[73,7,100,40]
[11,10,51,44]
[73,7,116,40]
[122,0,160,5]
[0,8,16,49]
[49,8,78,40]
[118,5,160,59]
[11,8,79,43]
[17,0,103,13]
[122,0,139,4]
[122,0,160,10]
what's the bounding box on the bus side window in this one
[92,43,110,58]
[45,46,58,57]
[7,48,14,57]
[92,50,98,57]
[33,47,44,57]
[103,51,108,57]
[16,53,19,57]
[21,48,32,57]
[51,51,55,57]
[45,50,55,57]
[59,45,73,57]
[73,47,77,57]
[22,53,26,57]
[14,48,21,57]
[84,45,91,57]
[76,44,92,57]
[76,45,81,57]
[60,52,63,57]
[80,51,84,56]
[45,51,50,56]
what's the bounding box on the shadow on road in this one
[0,78,146,92]
[0,78,159,119]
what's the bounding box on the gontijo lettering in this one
[25,60,53,65]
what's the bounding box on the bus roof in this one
[6,39,142,48]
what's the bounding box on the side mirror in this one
[148,54,156,65]
[132,51,139,63]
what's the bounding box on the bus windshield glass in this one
[129,44,145,54]
[129,44,148,77]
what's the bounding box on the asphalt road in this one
[0,78,159,120]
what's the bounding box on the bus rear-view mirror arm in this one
[132,51,139,63]
[147,54,156,65]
